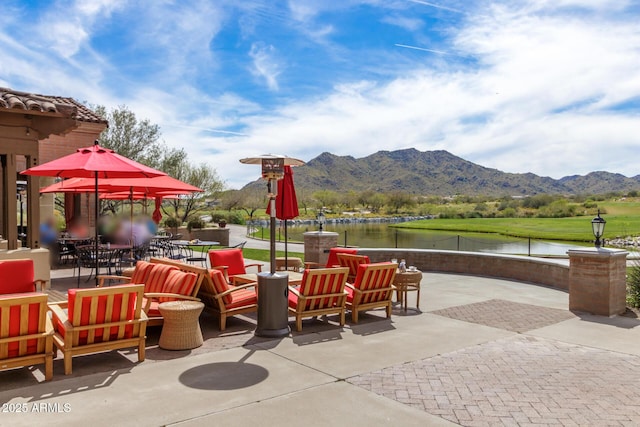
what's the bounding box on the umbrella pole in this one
[268,179,277,274]
[94,175,99,287]
[284,219,288,269]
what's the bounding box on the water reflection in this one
[282,223,589,256]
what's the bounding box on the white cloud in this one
[249,43,282,90]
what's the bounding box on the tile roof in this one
[0,87,107,124]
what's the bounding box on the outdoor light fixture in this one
[317,210,326,232]
[591,209,606,248]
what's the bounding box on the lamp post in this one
[591,210,606,248]
[317,210,326,232]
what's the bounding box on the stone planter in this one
[191,228,230,246]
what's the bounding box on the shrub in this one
[186,217,205,232]
[627,260,640,308]
[164,216,181,228]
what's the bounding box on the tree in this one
[163,160,225,223]
[94,104,225,221]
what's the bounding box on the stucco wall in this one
[357,248,570,290]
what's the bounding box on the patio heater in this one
[591,210,606,248]
[240,154,305,337]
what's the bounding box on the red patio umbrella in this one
[22,141,166,285]
[266,165,299,268]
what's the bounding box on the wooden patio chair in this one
[197,269,257,331]
[288,267,349,332]
[208,248,263,284]
[304,247,358,269]
[0,293,54,381]
[48,284,148,375]
[336,253,370,283]
[97,258,204,327]
[345,263,397,323]
[0,259,47,294]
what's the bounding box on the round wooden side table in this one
[393,270,422,312]
[158,301,205,350]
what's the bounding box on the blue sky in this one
[1,0,639,189]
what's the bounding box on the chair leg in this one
[219,314,227,331]
[351,309,359,323]
[44,354,53,381]
[63,353,73,375]
[339,309,345,327]
[386,302,392,318]
[296,316,302,332]
[138,340,146,362]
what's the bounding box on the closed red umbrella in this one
[266,165,299,267]
[22,141,166,285]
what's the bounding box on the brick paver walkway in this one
[349,335,640,426]
[430,299,576,333]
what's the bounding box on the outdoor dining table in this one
[171,240,220,266]
[233,271,304,286]
[76,243,132,277]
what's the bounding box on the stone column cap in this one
[567,247,628,258]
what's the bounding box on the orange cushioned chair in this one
[345,263,397,323]
[208,248,263,285]
[0,293,54,381]
[336,253,371,283]
[305,247,358,270]
[98,258,204,326]
[288,267,349,332]
[197,269,257,331]
[49,284,148,375]
[0,259,47,294]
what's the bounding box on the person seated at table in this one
[68,218,89,238]
[39,217,58,248]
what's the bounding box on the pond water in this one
[273,223,590,256]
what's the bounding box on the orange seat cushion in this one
[58,288,138,345]
[0,293,42,357]
[0,259,35,294]
[130,260,155,285]
[144,264,178,293]
[209,269,232,305]
[209,249,246,276]
[325,248,357,268]
[226,288,257,309]
[158,270,198,303]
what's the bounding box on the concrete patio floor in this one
[3,264,640,426]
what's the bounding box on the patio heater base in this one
[255,272,290,338]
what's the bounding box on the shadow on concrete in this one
[572,311,640,329]
[179,361,269,390]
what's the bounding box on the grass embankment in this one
[395,216,640,242]
[395,199,640,243]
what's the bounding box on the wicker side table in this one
[393,270,422,312]
[158,301,205,350]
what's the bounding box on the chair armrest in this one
[48,303,73,332]
[97,275,132,287]
[245,263,263,272]
[48,301,68,309]
[211,265,230,280]
[143,292,201,302]
[287,286,301,298]
[215,282,257,299]
[304,262,320,269]
[34,279,48,291]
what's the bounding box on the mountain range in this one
[246,149,640,197]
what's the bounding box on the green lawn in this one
[395,214,640,242]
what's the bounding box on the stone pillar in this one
[304,231,338,267]
[568,248,628,316]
